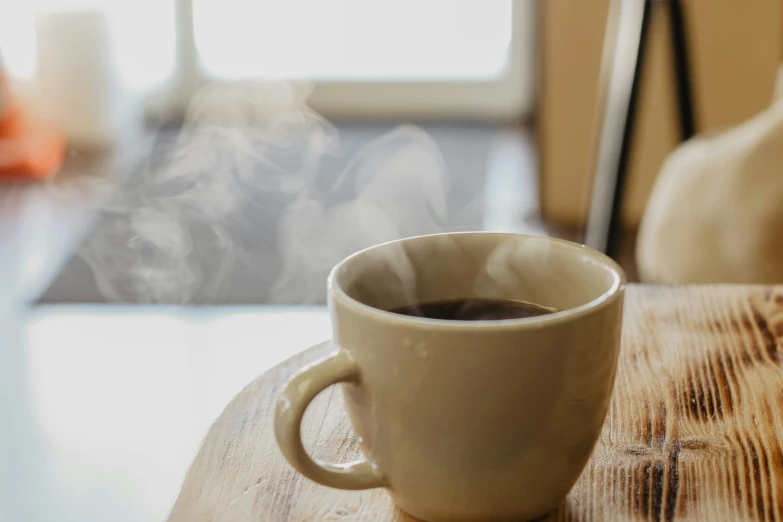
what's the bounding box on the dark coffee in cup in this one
[390,298,556,321]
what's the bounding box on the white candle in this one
[36,8,142,149]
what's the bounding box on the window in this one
[190,0,534,119]
[194,0,512,81]
[1,0,535,120]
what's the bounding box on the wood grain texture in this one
[168,286,783,521]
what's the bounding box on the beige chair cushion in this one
[637,87,783,284]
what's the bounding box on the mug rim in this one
[328,232,626,330]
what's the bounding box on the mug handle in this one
[274,349,386,490]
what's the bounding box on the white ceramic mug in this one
[276,232,625,521]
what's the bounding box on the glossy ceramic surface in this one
[276,233,625,521]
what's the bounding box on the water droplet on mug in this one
[415,342,429,358]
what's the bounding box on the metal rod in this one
[584,0,648,254]
[668,0,696,141]
[604,0,653,258]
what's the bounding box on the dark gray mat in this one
[38,123,529,305]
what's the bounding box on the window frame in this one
[169,0,535,121]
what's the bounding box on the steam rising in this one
[53,81,450,304]
[274,126,447,302]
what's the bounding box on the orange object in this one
[0,61,65,179]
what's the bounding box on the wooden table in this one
[167,286,783,521]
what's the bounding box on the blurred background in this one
[1,1,782,520]
[1,0,780,306]
[1,0,538,306]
